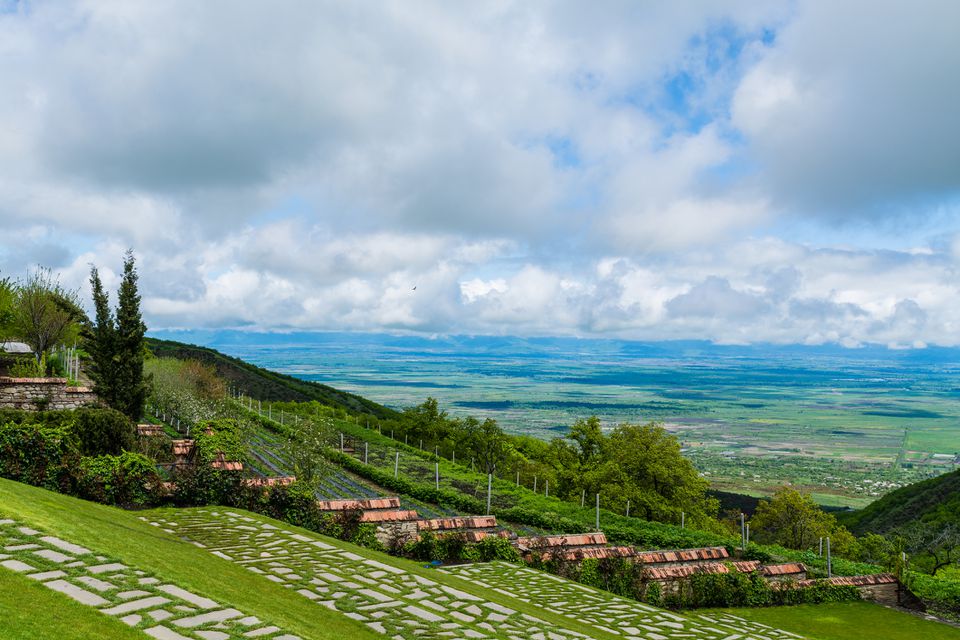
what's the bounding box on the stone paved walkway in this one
[146,509,595,640]
[0,515,300,640]
[441,562,806,640]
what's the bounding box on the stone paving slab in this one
[147,509,596,640]
[0,514,301,640]
[442,562,807,640]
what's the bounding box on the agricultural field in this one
[152,331,960,507]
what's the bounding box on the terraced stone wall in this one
[0,377,97,411]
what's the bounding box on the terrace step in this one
[136,424,165,436]
[630,546,729,565]
[514,532,608,551]
[358,509,420,523]
[416,516,497,532]
[315,497,401,511]
[645,560,761,581]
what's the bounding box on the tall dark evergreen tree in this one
[87,266,117,408]
[114,250,148,420]
[86,251,148,421]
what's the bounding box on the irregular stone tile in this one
[156,584,219,609]
[44,579,110,606]
[40,536,91,555]
[172,608,243,628]
[1,559,36,572]
[101,596,172,615]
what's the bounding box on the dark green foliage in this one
[114,251,148,420]
[76,452,159,506]
[842,469,960,535]
[168,464,247,507]
[0,275,15,341]
[0,421,78,490]
[86,252,148,421]
[193,419,249,464]
[473,535,521,562]
[145,337,398,419]
[0,408,134,457]
[86,267,116,408]
[907,572,960,619]
[644,581,662,606]
[72,408,135,456]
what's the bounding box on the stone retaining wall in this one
[0,377,98,411]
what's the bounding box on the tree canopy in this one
[8,267,84,366]
[749,486,856,554]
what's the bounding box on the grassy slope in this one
[142,505,621,640]
[0,477,378,640]
[702,603,960,640]
[146,337,399,419]
[0,477,617,640]
[841,468,960,535]
[0,571,144,640]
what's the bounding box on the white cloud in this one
[1,1,959,347]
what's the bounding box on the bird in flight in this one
[412,286,417,291]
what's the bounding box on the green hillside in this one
[146,337,398,419]
[841,468,960,535]
[4,477,960,640]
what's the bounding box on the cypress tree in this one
[114,250,148,420]
[87,266,117,407]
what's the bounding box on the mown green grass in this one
[144,504,623,640]
[703,602,960,640]
[0,570,144,640]
[0,477,379,640]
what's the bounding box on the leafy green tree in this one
[896,521,960,575]
[282,417,332,493]
[11,267,84,367]
[750,486,856,553]
[607,422,715,523]
[464,417,509,475]
[0,275,15,341]
[402,397,448,447]
[568,416,605,466]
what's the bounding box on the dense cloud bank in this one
[1,1,958,347]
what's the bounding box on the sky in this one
[1,1,959,348]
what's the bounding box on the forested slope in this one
[841,468,960,534]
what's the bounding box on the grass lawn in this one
[0,477,379,640]
[0,570,144,640]
[703,602,960,640]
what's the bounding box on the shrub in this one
[644,581,662,606]
[406,531,438,561]
[0,421,78,490]
[473,535,521,562]
[76,452,159,506]
[0,408,134,457]
[193,418,249,464]
[72,408,135,456]
[168,464,246,507]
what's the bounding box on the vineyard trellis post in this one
[827,537,832,578]
[595,493,600,531]
[486,474,492,515]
